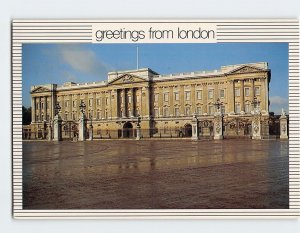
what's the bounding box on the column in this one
[31,97,36,123]
[78,112,87,141]
[43,96,47,121]
[202,84,207,114]
[122,89,126,117]
[260,78,266,112]
[233,81,236,113]
[159,86,163,116]
[100,92,104,119]
[169,86,174,116]
[252,113,262,140]
[280,113,288,139]
[251,78,255,112]
[240,80,244,112]
[39,97,42,121]
[191,114,199,140]
[142,86,150,117]
[265,77,269,113]
[191,84,196,114]
[111,89,118,118]
[129,88,134,117]
[213,113,223,140]
[179,85,184,116]
[69,94,73,120]
[53,113,62,141]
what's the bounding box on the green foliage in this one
[22,106,31,125]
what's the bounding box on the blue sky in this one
[22,43,288,114]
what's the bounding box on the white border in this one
[12,19,300,219]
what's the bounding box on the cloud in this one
[269,96,288,105]
[56,45,112,78]
[269,96,288,114]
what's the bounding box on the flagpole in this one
[136,46,139,70]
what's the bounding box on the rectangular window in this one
[185,91,191,101]
[96,98,101,106]
[73,100,77,108]
[196,90,202,100]
[89,99,93,107]
[65,113,68,120]
[245,103,250,113]
[235,88,240,97]
[174,92,179,101]
[235,103,241,113]
[208,105,214,115]
[255,86,260,96]
[154,108,159,117]
[175,108,180,116]
[105,97,109,105]
[164,93,169,102]
[220,89,225,98]
[208,90,214,99]
[154,94,159,102]
[41,102,44,109]
[245,87,250,97]
[65,101,69,108]
[197,107,202,115]
[185,107,191,116]
[163,107,169,117]
[221,106,225,114]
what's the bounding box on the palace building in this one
[28,62,272,139]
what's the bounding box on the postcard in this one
[12,19,299,218]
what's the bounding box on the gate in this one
[199,120,213,138]
[61,121,78,140]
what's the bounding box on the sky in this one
[22,43,289,114]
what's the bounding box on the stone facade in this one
[29,62,271,139]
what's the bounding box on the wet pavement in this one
[22,139,289,209]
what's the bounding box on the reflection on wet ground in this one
[22,139,289,209]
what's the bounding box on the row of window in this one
[153,86,260,103]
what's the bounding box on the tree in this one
[22,106,32,125]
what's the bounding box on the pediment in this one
[108,74,147,85]
[31,86,51,93]
[227,65,265,75]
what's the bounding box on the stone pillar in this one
[47,121,52,141]
[43,96,47,120]
[31,97,36,123]
[136,125,141,140]
[280,110,288,139]
[240,80,244,112]
[89,124,94,141]
[202,84,207,114]
[251,113,262,139]
[78,113,87,141]
[213,112,223,140]
[129,88,134,117]
[191,114,199,140]
[122,89,126,117]
[53,114,62,141]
